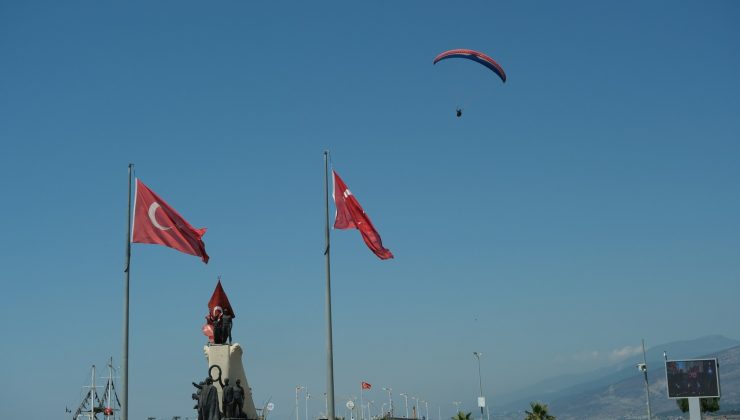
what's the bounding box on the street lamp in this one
[306,387,311,420]
[296,386,305,420]
[382,387,393,416]
[473,352,484,420]
[399,393,409,418]
[424,401,429,420]
[637,339,653,420]
[453,401,461,416]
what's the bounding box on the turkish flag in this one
[333,171,393,260]
[208,280,235,318]
[361,381,372,390]
[132,179,209,263]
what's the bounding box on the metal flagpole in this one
[122,163,134,420]
[324,151,336,420]
[360,381,369,420]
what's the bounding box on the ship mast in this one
[91,365,96,420]
[107,358,113,420]
[81,365,97,420]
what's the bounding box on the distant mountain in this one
[494,335,740,419]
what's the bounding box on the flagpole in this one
[324,151,336,420]
[360,385,364,420]
[122,163,133,420]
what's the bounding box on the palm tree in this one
[451,411,472,420]
[524,402,555,420]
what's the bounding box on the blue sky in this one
[1,1,739,419]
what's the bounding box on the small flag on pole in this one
[361,381,372,390]
[132,179,209,263]
[332,170,393,260]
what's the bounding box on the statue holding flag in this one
[199,277,258,418]
[203,279,235,345]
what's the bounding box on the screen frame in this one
[664,358,721,399]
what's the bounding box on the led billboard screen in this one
[665,358,720,398]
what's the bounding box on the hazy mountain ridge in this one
[494,335,740,419]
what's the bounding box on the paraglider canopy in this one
[433,49,506,83]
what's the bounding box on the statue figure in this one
[233,379,245,419]
[222,378,235,418]
[205,308,224,344]
[198,377,221,420]
[192,381,205,410]
[213,309,224,344]
[222,309,233,344]
[203,279,236,345]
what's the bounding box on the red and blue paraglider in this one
[433,49,506,117]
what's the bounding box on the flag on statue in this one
[202,279,235,342]
[361,381,372,390]
[332,170,393,260]
[208,279,235,318]
[132,179,209,263]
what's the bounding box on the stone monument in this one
[200,279,258,419]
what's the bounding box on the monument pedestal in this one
[204,343,258,419]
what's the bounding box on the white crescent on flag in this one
[147,203,172,231]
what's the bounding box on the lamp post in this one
[419,400,428,419]
[399,393,409,418]
[382,387,393,417]
[306,387,311,420]
[637,339,653,420]
[296,386,304,420]
[473,352,484,420]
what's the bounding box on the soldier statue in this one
[222,378,235,418]
[233,379,245,419]
[198,377,221,420]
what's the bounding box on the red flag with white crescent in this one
[332,170,393,260]
[208,280,235,318]
[132,179,209,263]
